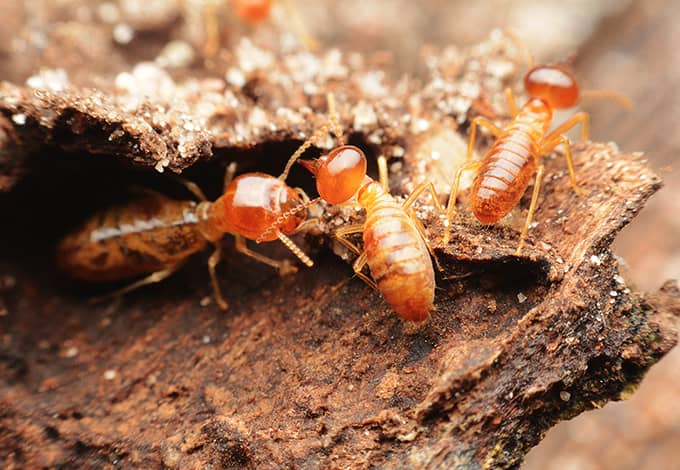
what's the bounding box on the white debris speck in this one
[560,391,571,401]
[609,290,618,297]
[237,38,274,73]
[517,292,527,303]
[590,255,601,266]
[540,241,552,250]
[113,23,134,44]
[556,257,564,264]
[103,369,117,380]
[431,151,441,161]
[614,274,625,285]
[486,59,516,79]
[248,107,268,128]
[475,246,483,255]
[225,67,246,88]
[320,49,348,80]
[11,114,26,125]
[352,101,377,130]
[411,118,431,133]
[348,384,355,391]
[115,62,175,101]
[359,71,387,97]
[155,40,195,68]
[529,221,539,229]
[64,347,79,358]
[200,296,212,307]
[397,430,419,442]
[26,68,70,92]
[460,81,480,98]
[202,335,211,344]
[154,158,170,173]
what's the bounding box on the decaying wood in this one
[0,32,678,469]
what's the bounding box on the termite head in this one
[524,65,579,109]
[299,145,367,204]
[234,0,273,24]
[220,174,305,241]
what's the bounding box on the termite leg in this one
[208,243,228,310]
[466,116,504,161]
[544,111,590,142]
[223,162,237,191]
[443,160,483,244]
[401,181,444,214]
[334,225,378,290]
[281,0,320,51]
[400,180,445,269]
[334,224,365,256]
[279,93,344,180]
[352,251,378,291]
[504,88,518,117]
[89,267,180,306]
[377,155,389,191]
[516,164,545,256]
[580,90,633,110]
[412,213,443,271]
[539,134,587,196]
[235,234,300,274]
[294,217,319,234]
[169,176,208,202]
[203,0,220,58]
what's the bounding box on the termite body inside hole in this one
[56,166,314,311]
[443,62,631,254]
[267,94,444,322]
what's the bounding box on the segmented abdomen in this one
[57,193,208,281]
[470,121,541,224]
[362,195,434,322]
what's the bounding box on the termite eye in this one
[316,145,367,204]
[525,65,579,109]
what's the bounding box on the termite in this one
[265,94,443,322]
[203,0,318,57]
[56,165,314,310]
[443,62,631,254]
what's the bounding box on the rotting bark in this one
[0,33,678,469]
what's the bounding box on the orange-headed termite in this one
[57,165,314,310]
[265,94,443,322]
[443,62,631,254]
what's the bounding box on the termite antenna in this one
[580,89,634,110]
[279,93,344,181]
[256,196,322,243]
[504,28,534,69]
[277,232,314,267]
[326,92,345,146]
